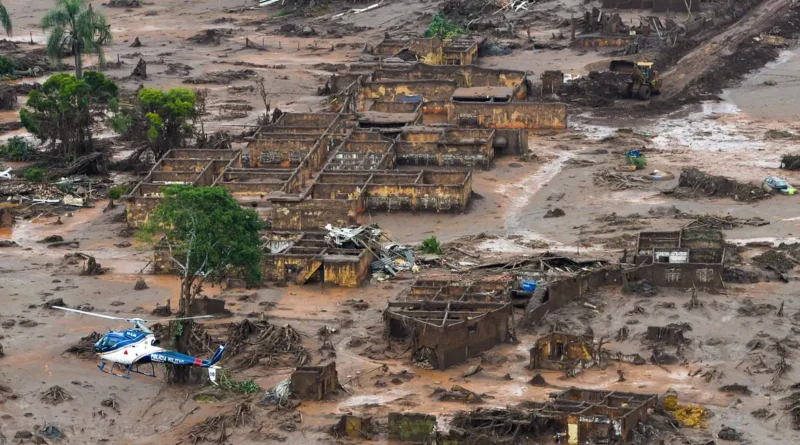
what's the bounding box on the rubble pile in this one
[105,0,141,7]
[593,170,651,189]
[225,319,310,370]
[183,69,258,85]
[752,250,795,273]
[325,224,417,277]
[558,71,631,107]
[64,331,102,359]
[680,213,769,230]
[676,168,771,202]
[431,385,485,404]
[780,154,800,170]
[187,28,234,45]
[187,403,253,443]
[40,386,73,405]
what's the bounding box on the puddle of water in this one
[339,395,391,407]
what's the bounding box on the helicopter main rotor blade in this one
[145,315,216,323]
[52,306,128,321]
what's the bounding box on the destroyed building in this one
[291,362,340,400]
[530,332,594,371]
[384,300,512,369]
[365,35,482,66]
[449,388,658,444]
[634,229,725,288]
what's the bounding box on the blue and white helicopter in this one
[54,306,226,384]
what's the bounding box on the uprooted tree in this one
[20,71,118,157]
[138,185,263,316]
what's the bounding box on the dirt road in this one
[662,0,792,96]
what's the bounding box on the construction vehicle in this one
[609,60,662,100]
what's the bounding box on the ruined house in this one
[262,232,374,287]
[384,301,512,369]
[449,388,658,444]
[646,324,688,345]
[366,36,481,66]
[634,229,725,288]
[530,332,594,371]
[291,362,340,400]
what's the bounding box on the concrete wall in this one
[359,80,457,110]
[524,264,723,327]
[292,362,338,400]
[388,413,436,442]
[269,198,358,230]
[447,102,567,130]
[126,196,160,228]
[323,249,374,287]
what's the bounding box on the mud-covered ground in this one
[3,0,800,444]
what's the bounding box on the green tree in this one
[0,1,12,36]
[41,0,111,79]
[20,71,118,156]
[425,12,463,39]
[139,186,263,315]
[138,88,197,158]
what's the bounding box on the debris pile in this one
[64,331,102,359]
[558,71,630,107]
[676,169,771,202]
[40,386,73,405]
[593,170,651,189]
[183,69,258,85]
[681,213,769,230]
[780,154,800,170]
[431,385,485,404]
[325,224,417,277]
[225,319,310,369]
[752,250,795,273]
[187,403,253,444]
[106,0,141,7]
[187,28,234,45]
[260,378,292,407]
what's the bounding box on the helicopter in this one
[53,306,226,384]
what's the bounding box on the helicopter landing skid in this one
[98,361,157,380]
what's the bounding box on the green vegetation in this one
[139,186,263,315]
[108,185,128,200]
[218,370,261,394]
[0,56,15,75]
[273,9,293,17]
[24,167,44,183]
[139,88,196,151]
[424,12,463,40]
[0,136,34,161]
[0,1,12,36]
[41,0,112,79]
[20,71,118,157]
[421,236,442,254]
[626,154,647,170]
[114,88,197,160]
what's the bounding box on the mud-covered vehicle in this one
[763,176,797,195]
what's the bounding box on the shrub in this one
[0,136,34,161]
[425,12,463,40]
[24,167,44,183]
[108,185,128,200]
[421,236,442,254]
[0,56,15,75]
[627,154,647,170]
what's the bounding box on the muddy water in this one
[724,48,800,121]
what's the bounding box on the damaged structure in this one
[365,35,481,66]
[291,362,340,400]
[634,229,725,288]
[449,388,658,444]
[384,301,512,369]
[530,332,594,371]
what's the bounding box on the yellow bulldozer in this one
[610,60,662,100]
